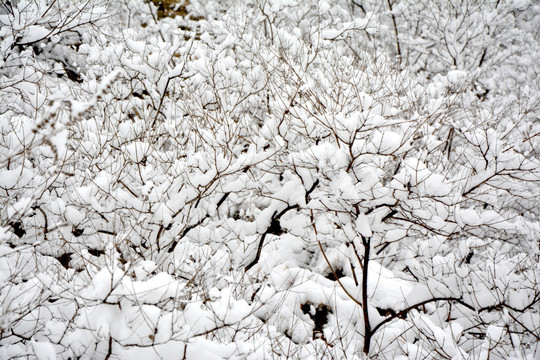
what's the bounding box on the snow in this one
[355,214,372,237]
[0,166,31,188]
[371,130,403,155]
[446,70,467,87]
[486,325,504,343]
[20,26,50,43]
[124,141,150,163]
[1,0,539,359]
[31,341,57,360]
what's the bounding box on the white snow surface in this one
[0,0,539,359]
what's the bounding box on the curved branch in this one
[245,179,320,271]
[371,297,475,335]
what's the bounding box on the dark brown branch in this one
[104,336,113,360]
[244,231,269,272]
[318,241,363,307]
[361,235,372,354]
[478,294,540,314]
[371,297,475,335]
[386,0,402,65]
[371,294,540,341]
[351,0,367,15]
[150,39,194,128]
[245,180,319,271]
[507,311,540,341]
[34,206,48,241]
[167,192,230,253]
[166,166,251,252]
[478,48,487,67]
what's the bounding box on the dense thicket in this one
[1,1,539,359]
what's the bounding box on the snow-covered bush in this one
[1,0,538,359]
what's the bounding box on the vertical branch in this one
[386,0,402,65]
[104,336,113,360]
[361,235,372,354]
[146,0,166,42]
[445,126,455,160]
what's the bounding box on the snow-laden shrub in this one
[1,0,539,359]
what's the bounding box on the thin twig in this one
[318,241,363,307]
[386,0,402,65]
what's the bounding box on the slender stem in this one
[318,241,363,307]
[362,235,372,354]
[386,0,402,65]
